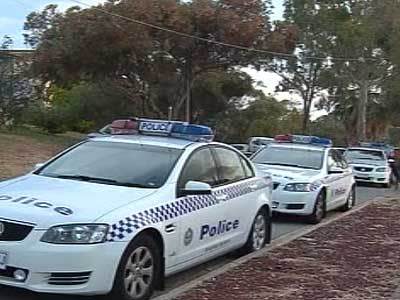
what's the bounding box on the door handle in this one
[216,194,228,201]
[165,223,177,233]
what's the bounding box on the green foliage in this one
[26,0,296,120]
[23,82,138,133]
[215,94,303,143]
[309,115,347,146]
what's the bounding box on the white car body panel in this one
[0,135,272,295]
[253,143,355,216]
[346,148,391,185]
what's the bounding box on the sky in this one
[0,1,325,119]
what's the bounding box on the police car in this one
[345,147,391,187]
[0,118,272,300]
[251,135,356,224]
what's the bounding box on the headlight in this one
[41,224,109,244]
[284,182,320,192]
[376,167,388,172]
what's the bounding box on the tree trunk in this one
[302,99,311,134]
[357,81,368,141]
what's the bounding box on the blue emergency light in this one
[274,134,332,147]
[110,118,214,142]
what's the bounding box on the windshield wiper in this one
[52,175,155,188]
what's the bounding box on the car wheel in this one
[340,186,356,212]
[241,208,269,254]
[383,182,391,188]
[111,234,161,300]
[307,191,325,224]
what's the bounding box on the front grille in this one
[355,176,372,181]
[48,272,92,285]
[273,182,280,190]
[286,204,305,210]
[354,167,373,172]
[0,220,34,241]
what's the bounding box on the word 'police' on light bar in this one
[274,134,332,147]
[109,118,214,142]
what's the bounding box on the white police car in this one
[251,135,356,224]
[345,147,391,187]
[0,118,272,300]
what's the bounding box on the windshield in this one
[251,146,324,170]
[346,149,385,161]
[36,141,183,188]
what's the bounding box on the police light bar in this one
[110,119,139,135]
[110,118,214,142]
[274,134,332,147]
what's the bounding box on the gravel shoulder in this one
[175,197,400,300]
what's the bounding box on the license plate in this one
[0,252,8,270]
[356,174,369,179]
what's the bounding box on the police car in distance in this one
[345,147,391,187]
[0,118,272,300]
[248,136,274,154]
[251,135,356,224]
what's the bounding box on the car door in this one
[174,146,222,267]
[212,146,262,248]
[326,149,348,209]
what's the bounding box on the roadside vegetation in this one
[1,0,400,145]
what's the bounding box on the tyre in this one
[307,191,325,224]
[240,208,269,254]
[383,181,392,188]
[110,234,161,300]
[340,186,356,212]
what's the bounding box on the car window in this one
[37,141,182,188]
[213,147,247,184]
[328,150,345,169]
[336,151,349,168]
[178,148,218,190]
[346,149,385,161]
[252,146,324,170]
[240,156,255,178]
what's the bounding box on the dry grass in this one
[0,131,79,179]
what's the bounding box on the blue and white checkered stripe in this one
[107,178,268,241]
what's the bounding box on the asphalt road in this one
[0,185,397,300]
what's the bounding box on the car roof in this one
[268,142,327,151]
[90,134,199,150]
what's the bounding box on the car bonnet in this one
[0,175,157,229]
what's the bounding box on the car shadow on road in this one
[272,212,308,224]
[0,285,97,300]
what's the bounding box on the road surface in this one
[0,185,396,300]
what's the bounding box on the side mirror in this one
[181,181,212,196]
[328,166,343,174]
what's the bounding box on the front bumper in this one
[353,171,390,184]
[0,230,127,295]
[271,189,318,216]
